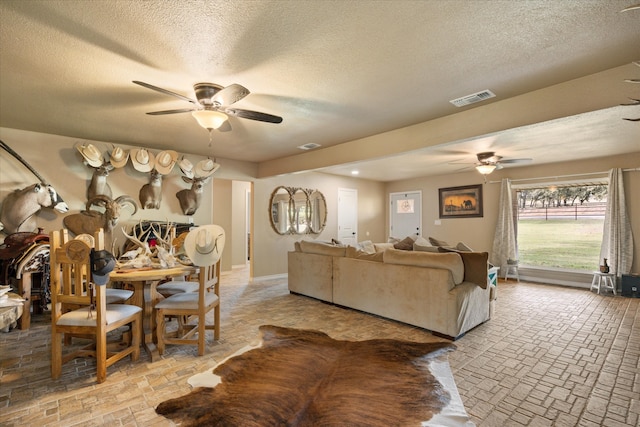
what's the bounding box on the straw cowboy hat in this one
[195,158,221,177]
[178,157,194,175]
[76,143,104,168]
[155,150,178,175]
[109,146,129,168]
[130,148,155,172]
[184,225,225,266]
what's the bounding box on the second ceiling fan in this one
[474,151,532,175]
[133,80,283,133]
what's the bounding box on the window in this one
[514,181,607,271]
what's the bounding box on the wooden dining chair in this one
[154,225,224,356]
[155,260,220,356]
[49,228,142,383]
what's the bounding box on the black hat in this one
[91,249,116,286]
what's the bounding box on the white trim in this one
[251,273,288,283]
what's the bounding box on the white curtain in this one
[491,179,518,270]
[600,168,634,276]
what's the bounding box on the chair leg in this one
[131,315,141,361]
[198,314,205,356]
[51,331,62,380]
[214,305,220,340]
[156,309,165,355]
[96,329,107,384]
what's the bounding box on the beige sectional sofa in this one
[288,240,495,340]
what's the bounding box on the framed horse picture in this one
[438,184,483,218]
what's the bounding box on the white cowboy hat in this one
[130,148,155,172]
[184,225,225,266]
[76,143,103,168]
[195,158,221,177]
[178,157,194,175]
[109,146,129,168]
[155,150,178,175]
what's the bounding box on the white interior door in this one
[338,188,358,245]
[390,191,422,238]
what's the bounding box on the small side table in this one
[591,272,616,295]
[504,260,519,282]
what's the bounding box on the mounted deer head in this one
[139,169,163,209]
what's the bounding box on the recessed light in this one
[351,170,359,175]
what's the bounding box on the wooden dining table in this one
[111,265,197,362]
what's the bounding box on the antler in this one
[151,220,174,252]
[121,221,152,253]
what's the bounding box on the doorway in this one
[389,191,422,239]
[338,188,358,245]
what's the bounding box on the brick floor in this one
[0,267,638,426]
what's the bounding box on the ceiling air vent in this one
[297,143,321,150]
[450,89,496,107]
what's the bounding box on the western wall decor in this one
[0,140,69,234]
[269,186,327,235]
[438,184,483,218]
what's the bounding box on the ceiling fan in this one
[133,81,283,134]
[474,151,532,175]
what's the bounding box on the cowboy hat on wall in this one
[130,148,155,173]
[76,143,104,168]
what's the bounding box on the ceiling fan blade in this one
[499,158,532,164]
[224,108,283,124]
[212,84,250,106]
[146,108,195,115]
[133,80,197,104]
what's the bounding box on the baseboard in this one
[251,273,288,283]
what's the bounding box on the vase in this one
[600,258,609,273]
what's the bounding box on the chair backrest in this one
[50,228,107,323]
[199,259,220,297]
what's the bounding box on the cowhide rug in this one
[156,325,470,427]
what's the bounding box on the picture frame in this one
[438,184,483,218]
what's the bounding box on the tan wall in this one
[386,152,640,276]
[251,173,386,278]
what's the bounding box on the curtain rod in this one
[487,168,640,184]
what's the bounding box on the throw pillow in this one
[456,241,473,252]
[358,240,376,254]
[346,246,384,262]
[414,236,431,247]
[458,251,489,289]
[393,236,415,251]
[429,237,450,247]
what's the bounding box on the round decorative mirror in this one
[269,186,292,235]
[291,188,310,234]
[308,190,327,233]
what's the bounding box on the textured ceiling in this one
[0,0,639,181]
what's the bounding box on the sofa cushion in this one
[299,240,346,257]
[413,243,440,252]
[358,240,376,254]
[374,242,394,252]
[458,251,489,289]
[393,236,415,251]
[383,248,464,285]
[294,241,302,252]
[428,236,450,247]
[345,246,384,262]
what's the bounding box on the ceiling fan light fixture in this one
[192,110,227,130]
[476,164,497,175]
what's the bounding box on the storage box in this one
[621,274,640,298]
